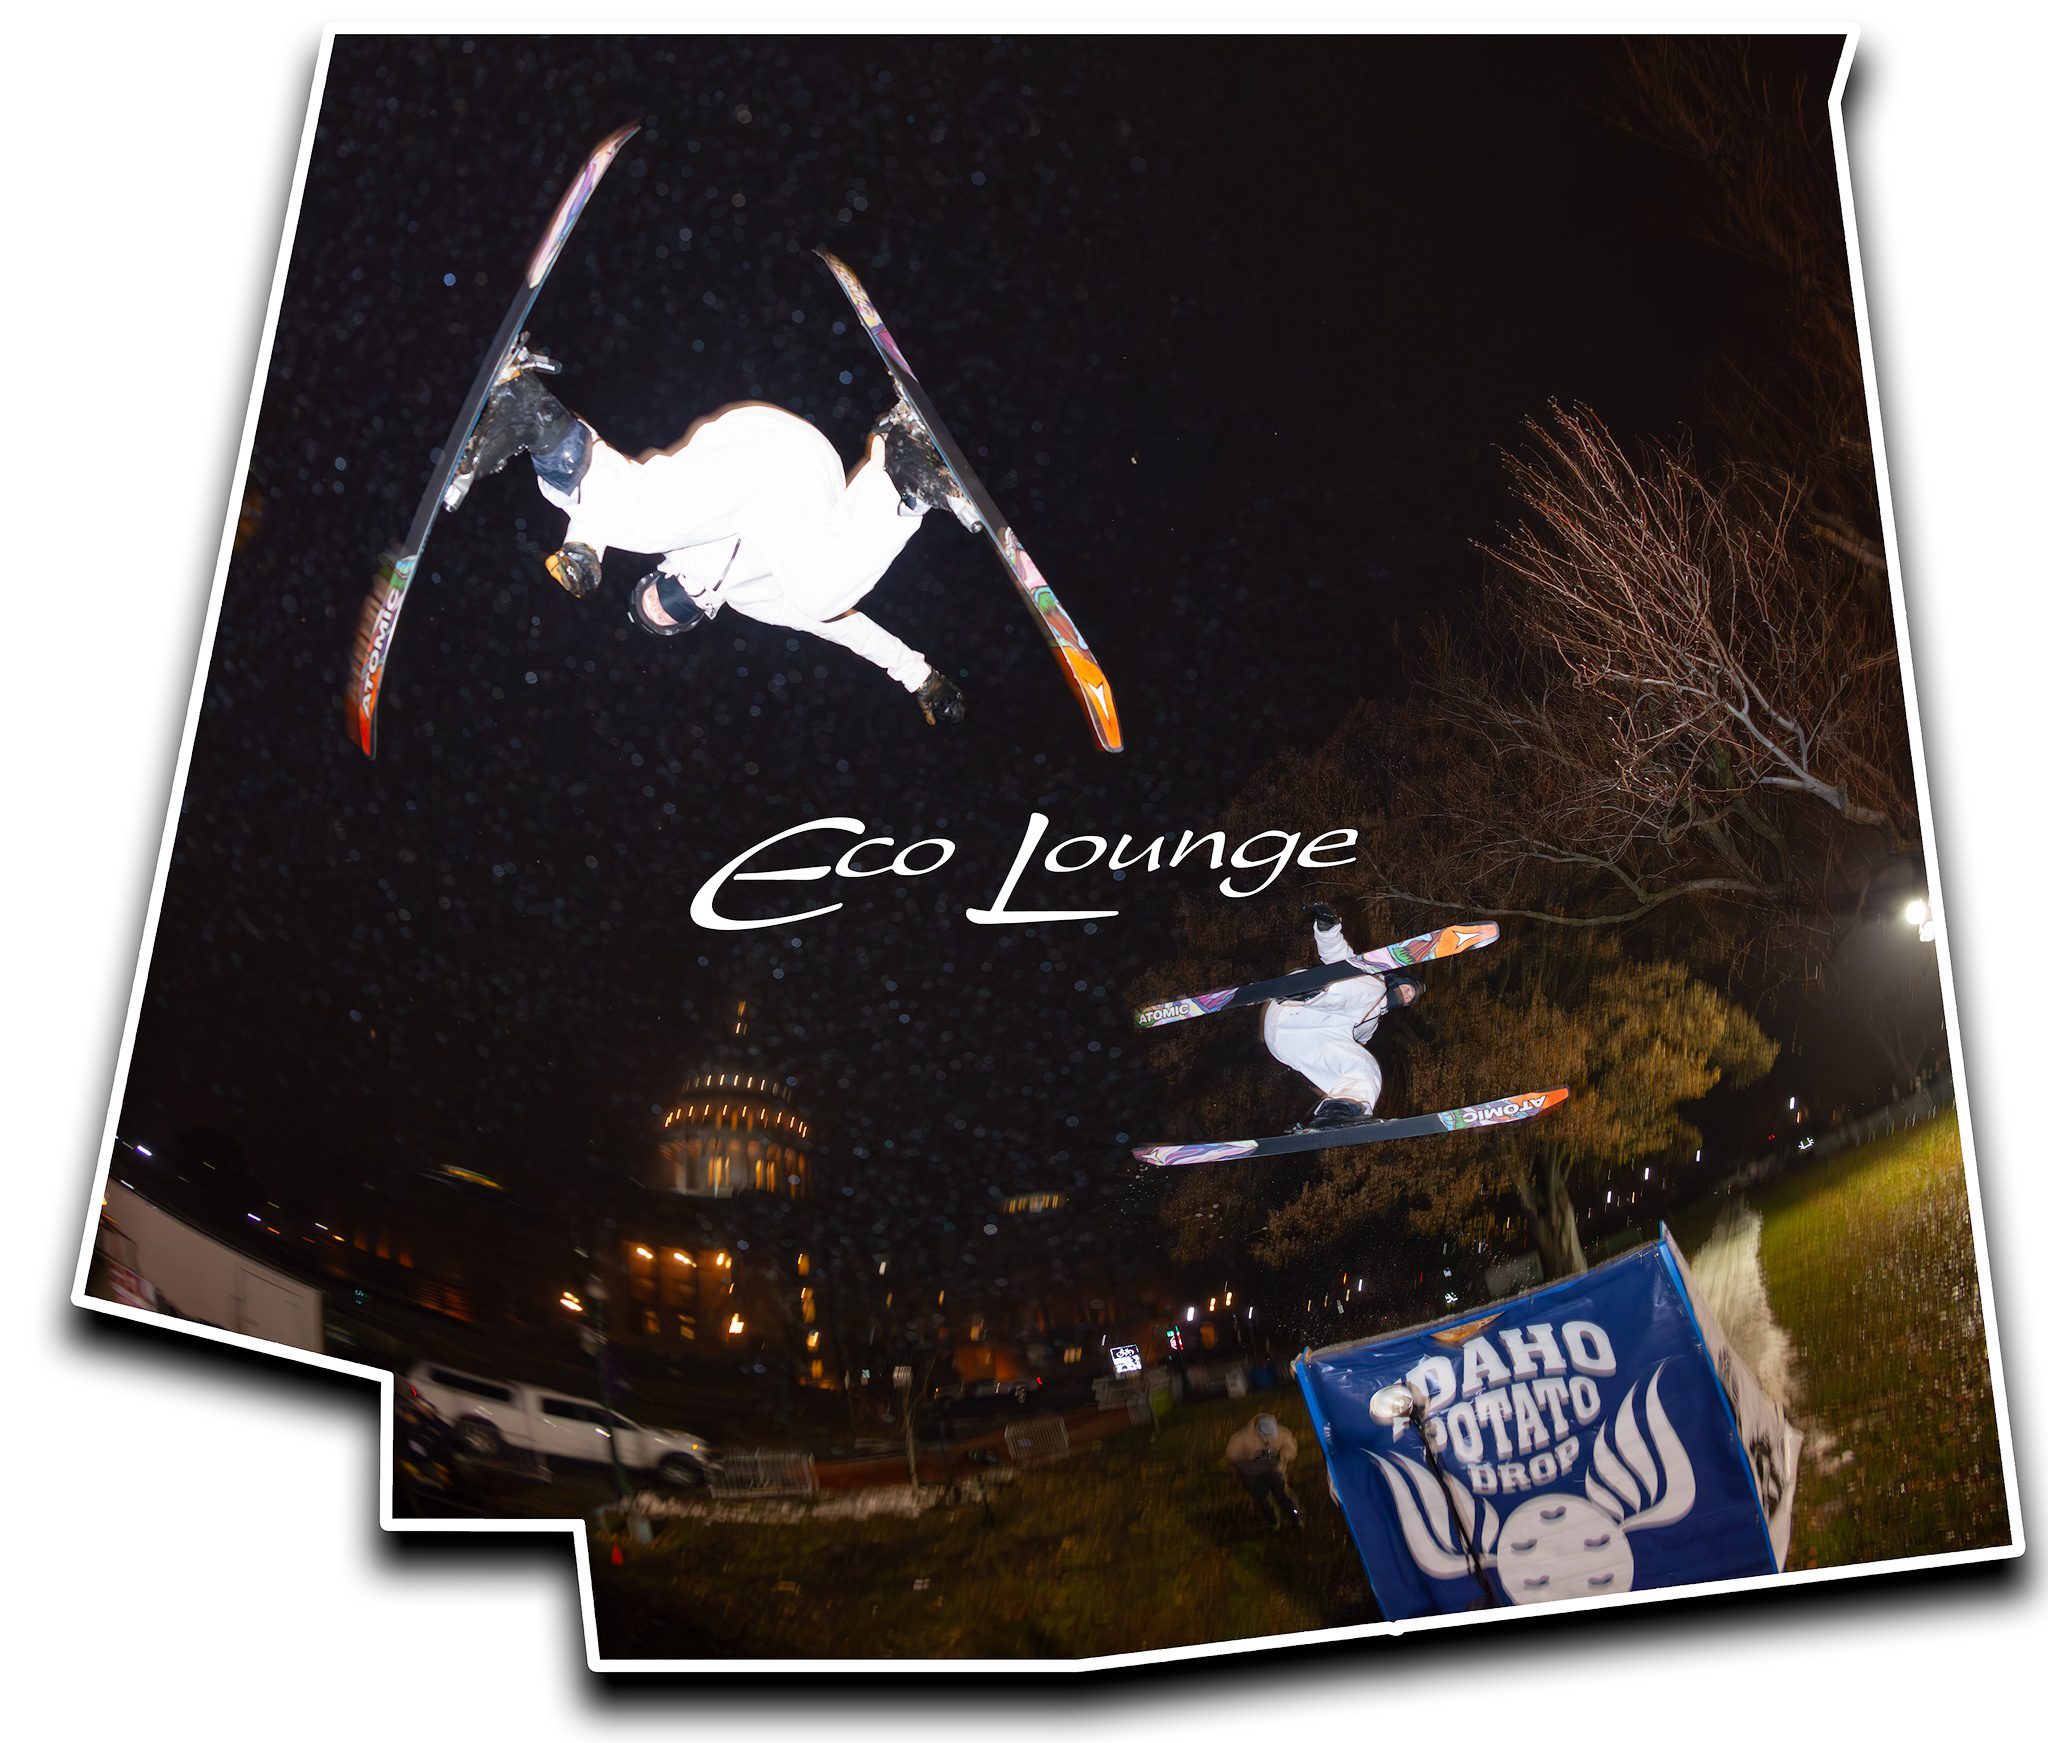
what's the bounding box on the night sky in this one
[116,34,1845,1284]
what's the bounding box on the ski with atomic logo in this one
[345,122,639,758]
[815,247,1123,753]
[1132,921,1499,1031]
[1134,1086,1569,1167]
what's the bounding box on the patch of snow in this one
[1690,1205,1800,1408]
[614,1469,1015,1528]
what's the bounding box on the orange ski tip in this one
[1060,647,1123,752]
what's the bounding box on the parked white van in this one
[404,1362,715,1486]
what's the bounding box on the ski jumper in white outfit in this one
[1260,919,1396,1111]
[535,402,934,692]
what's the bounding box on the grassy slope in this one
[587,1392,1375,1660]
[1723,1110,2010,1569]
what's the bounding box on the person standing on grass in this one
[1225,1412,1303,1531]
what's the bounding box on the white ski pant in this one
[1262,992,1386,1108]
[537,403,932,690]
[1261,920,1391,1108]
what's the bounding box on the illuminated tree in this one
[1154,939,1772,1284]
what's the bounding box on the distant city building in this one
[607,1005,831,1383]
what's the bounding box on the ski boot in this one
[1291,1098,1380,1135]
[915,669,967,726]
[875,401,982,532]
[443,338,592,512]
[628,567,710,636]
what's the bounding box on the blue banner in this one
[1297,1237,1779,1619]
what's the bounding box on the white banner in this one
[1666,1224,1803,1569]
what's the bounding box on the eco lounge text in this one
[689,812,1361,932]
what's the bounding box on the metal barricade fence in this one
[707,1450,818,1497]
[1004,1416,1070,1466]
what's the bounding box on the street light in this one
[583,1273,630,1504]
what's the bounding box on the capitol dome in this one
[653,1063,813,1199]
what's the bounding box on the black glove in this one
[916,670,966,726]
[1307,902,1340,931]
[545,540,603,599]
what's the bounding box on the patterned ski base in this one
[815,247,1123,753]
[1133,921,1499,1030]
[1134,1086,1569,1167]
[345,122,639,758]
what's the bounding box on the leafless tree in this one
[1607,38,1885,583]
[1321,406,1913,983]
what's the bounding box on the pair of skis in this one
[345,126,1120,758]
[1130,919,1567,1165]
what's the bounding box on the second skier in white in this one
[1263,903,1421,1132]
[449,353,972,725]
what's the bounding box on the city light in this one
[727,1313,746,1335]
[1185,1305,1196,1321]
[1903,897,1930,927]
[560,1291,584,1313]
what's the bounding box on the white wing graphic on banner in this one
[1369,1451,1501,1581]
[1585,1367,1697,1531]
[1368,1364,1701,1606]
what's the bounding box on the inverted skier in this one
[1264,903,1422,1133]
[444,344,973,725]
